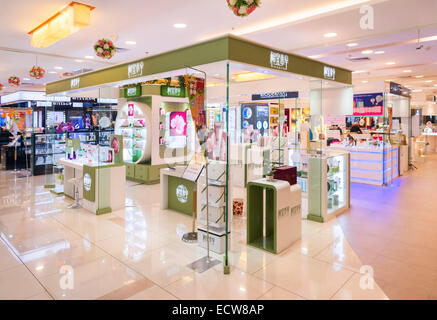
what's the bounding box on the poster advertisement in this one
[170,112,187,136]
[184,75,205,128]
[353,93,384,116]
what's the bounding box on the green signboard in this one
[168,176,194,216]
[124,85,142,98]
[83,165,96,203]
[161,85,186,98]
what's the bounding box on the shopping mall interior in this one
[1,0,437,302]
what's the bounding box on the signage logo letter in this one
[324,66,336,80]
[360,5,374,30]
[70,77,80,89]
[128,61,144,78]
[176,184,189,203]
[270,51,289,71]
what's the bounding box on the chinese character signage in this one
[353,93,384,116]
[270,51,289,71]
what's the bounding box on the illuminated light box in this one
[28,2,95,48]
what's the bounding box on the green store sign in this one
[124,85,142,98]
[161,85,186,98]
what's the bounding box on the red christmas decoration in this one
[8,76,20,87]
[29,65,46,79]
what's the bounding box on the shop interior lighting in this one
[233,72,275,82]
[28,2,95,48]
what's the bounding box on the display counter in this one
[59,158,126,214]
[328,145,398,185]
[247,178,301,254]
[160,166,203,216]
[423,133,437,154]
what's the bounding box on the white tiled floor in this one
[0,169,389,300]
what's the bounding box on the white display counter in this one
[423,133,437,154]
[328,145,398,185]
[59,158,126,214]
[246,178,301,254]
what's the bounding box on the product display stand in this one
[247,178,301,254]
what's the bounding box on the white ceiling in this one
[0,0,436,104]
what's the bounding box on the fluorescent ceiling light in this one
[433,84,437,87]
[412,89,422,92]
[173,23,187,29]
[361,80,368,83]
[23,78,30,81]
[425,80,433,83]
[28,2,95,48]
[386,62,396,65]
[54,66,63,70]
[403,70,412,73]
[347,43,358,47]
[75,59,83,62]
[352,70,365,74]
[85,55,94,59]
[125,40,136,45]
[361,50,373,54]
[415,75,424,78]
[233,72,275,82]
[48,71,57,74]
[324,32,337,38]
[374,51,385,54]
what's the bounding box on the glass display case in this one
[288,148,350,222]
[32,133,66,175]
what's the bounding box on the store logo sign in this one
[324,66,336,80]
[167,87,181,96]
[71,78,80,89]
[83,173,92,192]
[278,204,301,218]
[270,51,289,71]
[128,61,144,78]
[176,184,188,203]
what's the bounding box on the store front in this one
[45,35,353,274]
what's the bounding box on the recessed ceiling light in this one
[403,70,412,73]
[324,32,337,38]
[347,43,358,47]
[386,62,396,65]
[48,71,57,74]
[361,80,368,83]
[54,66,63,70]
[85,55,94,59]
[125,40,136,45]
[375,50,385,54]
[173,23,187,29]
[415,75,424,78]
[361,50,373,54]
[425,80,433,83]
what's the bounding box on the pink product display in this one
[169,112,187,136]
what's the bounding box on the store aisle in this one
[337,154,437,300]
[0,169,387,300]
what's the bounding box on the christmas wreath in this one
[8,76,20,87]
[94,38,116,59]
[227,0,261,17]
[29,65,46,79]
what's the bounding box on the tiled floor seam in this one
[45,208,178,300]
[328,271,356,300]
[0,236,55,300]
